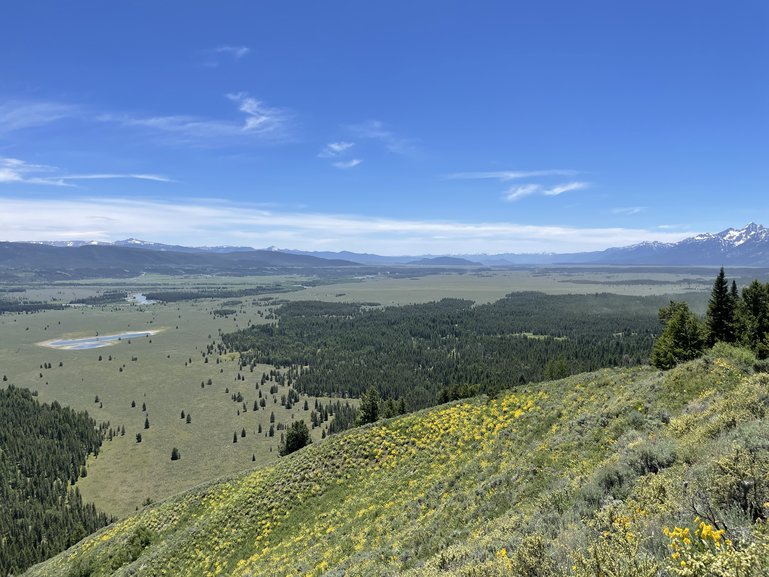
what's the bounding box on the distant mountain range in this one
[584,222,769,266]
[6,224,769,279]
[0,242,357,281]
[281,223,769,267]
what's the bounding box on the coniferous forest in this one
[222,292,670,411]
[0,386,112,576]
[652,268,769,369]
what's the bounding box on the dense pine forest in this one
[0,386,112,576]
[221,292,673,411]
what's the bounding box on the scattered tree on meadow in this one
[279,420,312,456]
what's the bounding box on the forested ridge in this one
[0,386,112,576]
[222,292,670,410]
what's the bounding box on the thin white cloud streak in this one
[348,120,415,155]
[0,101,79,133]
[0,157,172,186]
[106,93,290,145]
[0,197,696,255]
[0,157,58,184]
[503,184,541,201]
[543,181,590,196]
[318,141,355,158]
[215,45,250,59]
[504,181,590,202]
[3,96,290,145]
[57,174,172,182]
[612,206,647,215]
[332,159,362,169]
[447,170,579,181]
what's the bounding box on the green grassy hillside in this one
[25,345,769,577]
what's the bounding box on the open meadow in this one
[0,267,731,517]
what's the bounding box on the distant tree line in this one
[651,267,769,368]
[0,386,113,575]
[0,301,65,314]
[221,292,667,412]
[143,285,295,303]
[69,291,128,305]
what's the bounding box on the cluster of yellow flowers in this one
[664,518,731,572]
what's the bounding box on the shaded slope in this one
[26,350,769,576]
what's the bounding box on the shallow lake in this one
[39,330,159,350]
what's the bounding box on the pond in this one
[126,293,157,304]
[38,330,161,350]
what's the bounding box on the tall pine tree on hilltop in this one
[706,267,736,346]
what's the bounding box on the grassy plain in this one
[284,268,718,306]
[0,281,334,517]
[0,267,721,517]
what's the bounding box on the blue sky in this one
[1,1,767,254]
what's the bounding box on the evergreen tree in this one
[358,386,380,425]
[650,302,706,369]
[738,280,769,358]
[706,267,736,345]
[279,420,312,456]
[170,447,180,461]
[144,417,150,429]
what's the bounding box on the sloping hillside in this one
[25,346,769,576]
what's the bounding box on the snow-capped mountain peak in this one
[716,222,767,247]
[595,223,769,265]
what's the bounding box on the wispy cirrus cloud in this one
[0,196,696,254]
[348,120,416,155]
[0,157,172,187]
[201,45,251,66]
[504,181,590,202]
[318,141,355,158]
[0,100,79,133]
[2,95,291,146]
[106,92,291,145]
[447,169,579,181]
[449,168,590,203]
[332,159,362,169]
[0,157,58,184]
[612,206,646,216]
[215,45,250,59]
[319,141,361,169]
